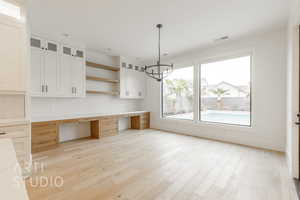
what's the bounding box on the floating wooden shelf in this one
[86,61,120,72]
[86,76,119,83]
[86,90,119,96]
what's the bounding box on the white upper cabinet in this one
[30,35,85,98]
[30,36,60,97]
[60,46,73,97]
[44,41,59,96]
[60,45,85,97]
[71,49,85,97]
[0,16,25,92]
[30,37,44,96]
[120,58,146,99]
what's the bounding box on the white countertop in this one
[31,111,149,122]
[0,138,29,200]
[0,139,18,172]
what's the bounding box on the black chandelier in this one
[145,24,173,82]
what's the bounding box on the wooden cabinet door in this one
[44,41,59,96]
[60,46,73,97]
[30,37,44,96]
[0,16,25,92]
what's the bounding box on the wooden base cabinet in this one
[131,113,150,129]
[31,121,58,153]
[31,112,150,153]
[91,117,118,138]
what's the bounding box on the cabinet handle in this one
[0,132,7,135]
[75,87,77,94]
[42,85,44,92]
[45,85,48,93]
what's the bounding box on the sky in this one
[165,56,251,86]
[201,56,251,85]
[166,66,194,80]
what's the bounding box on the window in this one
[200,55,251,126]
[162,66,194,120]
[0,0,21,19]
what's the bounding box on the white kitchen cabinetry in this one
[0,139,29,200]
[44,40,60,96]
[30,36,59,97]
[60,45,85,97]
[120,59,146,99]
[0,15,26,92]
[30,37,43,96]
[30,36,85,97]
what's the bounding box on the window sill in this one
[161,117,194,122]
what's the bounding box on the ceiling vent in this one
[214,36,229,42]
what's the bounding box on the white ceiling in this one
[30,0,290,61]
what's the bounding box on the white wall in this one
[31,50,143,142]
[286,0,300,178]
[145,29,287,152]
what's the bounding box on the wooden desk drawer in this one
[100,118,118,131]
[101,123,118,131]
[101,128,118,137]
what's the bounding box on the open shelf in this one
[86,90,119,96]
[86,61,120,72]
[86,76,119,83]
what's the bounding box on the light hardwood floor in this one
[26,129,297,200]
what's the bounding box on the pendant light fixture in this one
[145,24,173,82]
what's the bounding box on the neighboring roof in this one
[205,81,249,94]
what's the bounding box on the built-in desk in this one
[31,111,150,153]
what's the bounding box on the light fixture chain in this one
[158,25,161,65]
[144,24,173,82]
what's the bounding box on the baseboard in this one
[152,127,284,153]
